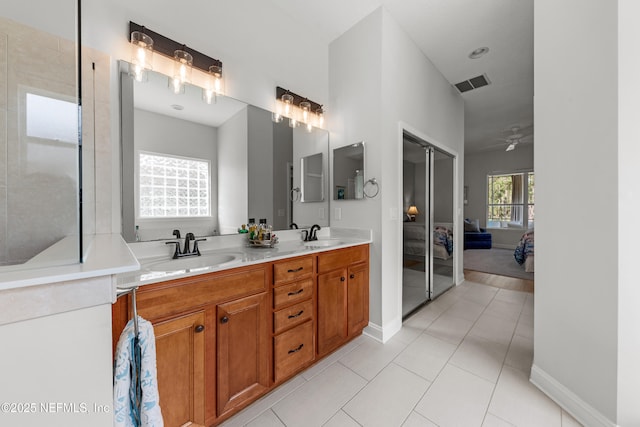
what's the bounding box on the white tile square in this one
[484,299,522,322]
[469,313,517,346]
[462,284,498,306]
[339,335,407,380]
[323,410,360,427]
[344,363,430,427]
[415,364,495,427]
[449,335,509,383]
[402,411,438,427]
[425,312,475,345]
[445,298,488,322]
[514,318,534,340]
[483,413,516,426]
[245,409,285,427]
[272,363,366,427]
[404,304,445,331]
[504,333,533,375]
[489,366,562,427]
[494,288,528,305]
[394,333,457,381]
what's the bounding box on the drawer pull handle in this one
[288,310,304,319]
[220,316,229,324]
[340,276,346,282]
[195,325,205,333]
[288,344,304,354]
[350,274,355,279]
[287,289,304,296]
[287,267,304,273]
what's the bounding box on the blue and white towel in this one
[114,316,163,427]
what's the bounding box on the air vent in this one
[454,74,491,93]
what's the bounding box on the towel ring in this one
[363,178,379,198]
[290,187,301,202]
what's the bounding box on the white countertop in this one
[117,227,372,289]
[0,234,140,292]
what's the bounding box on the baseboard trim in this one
[530,364,617,427]
[363,317,402,343]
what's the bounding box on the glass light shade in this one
[306,122,313,133]
[281,93,294,117]
[289,117,299,128]
[299,101,311,124]
[202,65,223,105]
[130,31,154,83]
[172,49,193,94]
[316,108,324,128]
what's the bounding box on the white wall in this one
[0,305,114,427]
[133,109,218,240]
[464,145,534,248]
[532,0,627,425]
[329,7,464,339]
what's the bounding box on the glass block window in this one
[139,152,210,218]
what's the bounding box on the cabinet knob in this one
[340,276,346,282]
[220,316,229,324]
[350,274,355,279]
[195,324,205,333]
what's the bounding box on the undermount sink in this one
[303,239,344,248]
[146,253,240,272]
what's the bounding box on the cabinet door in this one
[317,268,347,356]
[154,311,206,427]
[347,262,369,336]
[217,293,269,416]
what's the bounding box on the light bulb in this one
[281,93,294,117]
[171,49,193,94]
[130,31,153,83]
[299,101,310,124]
[316,108,324,128]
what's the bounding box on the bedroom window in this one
[486,172,534,229]
[138,152,211,218]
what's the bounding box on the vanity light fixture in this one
[130,30,154,82]
[274,87,325,130]
[128,22,224,98]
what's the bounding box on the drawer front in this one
[137,265,267,321]
[274,320,314,382]
[317,245,368,274]
[273,278,314,309]
[273,299,313,334]
[273,256,313,284]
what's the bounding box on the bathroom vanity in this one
[112,231,370,427]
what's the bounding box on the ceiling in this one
[268,0,534,153]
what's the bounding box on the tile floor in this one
[220,281,582,427]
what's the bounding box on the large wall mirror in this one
[120,61,329,242]
[333,142,365,200]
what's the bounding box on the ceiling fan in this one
[497,125,533,151]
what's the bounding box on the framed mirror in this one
[333,142,365,200]
[119,61,330,242]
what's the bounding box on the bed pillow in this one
[464,218,480,232]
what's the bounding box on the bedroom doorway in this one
[403,132,455,318]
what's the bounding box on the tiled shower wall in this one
[0,16,110,266]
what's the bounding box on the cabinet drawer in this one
[274,320,314,382]
[273,278,313,309]
[273,299,313,334]
[273,256,313,284]
[317,245,368,274]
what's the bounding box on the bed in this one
[514,230,534,273]
[403,222,453,261]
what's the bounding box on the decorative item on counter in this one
[247,223,278,248]
[238,224,248,233]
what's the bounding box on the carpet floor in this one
[464,248,534,280]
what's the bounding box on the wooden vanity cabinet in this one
[111,264,269,427]
[317,245,369,356]
[112,244,369,426]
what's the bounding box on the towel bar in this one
[116,287,140,337]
